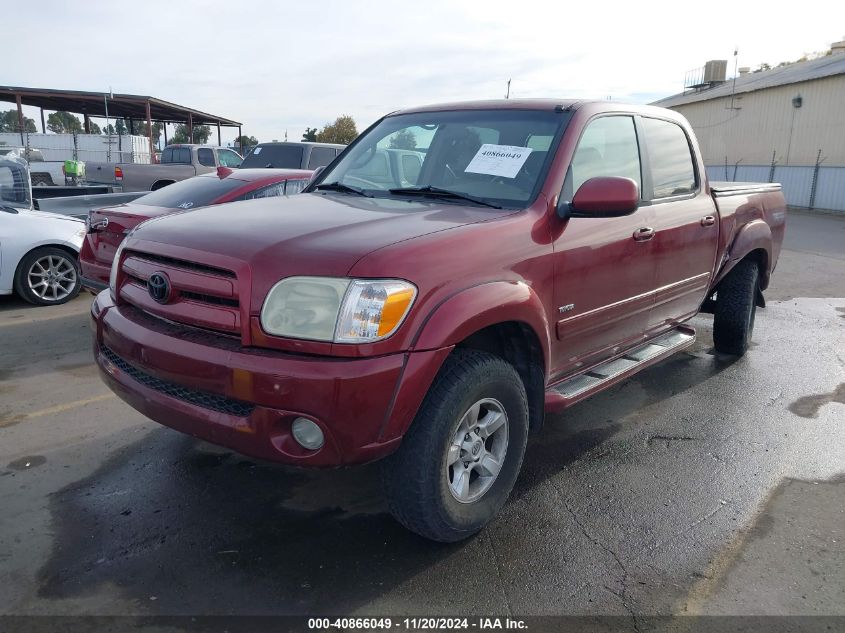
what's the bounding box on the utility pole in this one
[104,87,113,162]
[505,79,511,99]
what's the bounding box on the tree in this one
[89,121,102,134]
[0,110,37,133]
[388,129,417,150]
[316,115,358,144]
[46,111,83,134]
[114,118,128,136]
[301,127,318,142]
[171,123,211,144]
[235,135,259,152]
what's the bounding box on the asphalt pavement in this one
[0,209,843,623]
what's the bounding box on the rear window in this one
[197,148,215,167]
[241,144,304,169]
[641,118,696,198]
[307,146,336,169]
[134,175,246,209]
[161,147,191,164]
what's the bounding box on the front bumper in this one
[91,292,450,466]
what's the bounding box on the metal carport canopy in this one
[0,85,242,150]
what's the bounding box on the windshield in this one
[135,175,247,209]
[241,144,304,169]
[0,159,33,210]
[312,109,568,208]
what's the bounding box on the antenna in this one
[505,79,511,99]
[728,47,740,110]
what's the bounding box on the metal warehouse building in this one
[652,39,845,212]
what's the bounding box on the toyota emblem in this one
[148,272,171,304]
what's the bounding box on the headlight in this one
[109,240,128,301]
[260,277,417,343]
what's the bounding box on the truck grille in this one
[100,345,255,417]
[118,250,242,335]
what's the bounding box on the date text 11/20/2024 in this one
[307,617,528,630]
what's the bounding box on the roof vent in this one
[738,66,751,75]
[831,37,845,55]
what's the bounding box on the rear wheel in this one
[14,247,81,306]
[713,259,759,356]
[383,349,529,542]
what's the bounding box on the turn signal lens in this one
[334,280,417,343]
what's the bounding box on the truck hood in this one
[130,192,513,285]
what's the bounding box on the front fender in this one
[412,281,551,374]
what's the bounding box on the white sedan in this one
[1,158,85,305]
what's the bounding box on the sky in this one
[4,0,844,147]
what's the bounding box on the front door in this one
[551,115,657,379]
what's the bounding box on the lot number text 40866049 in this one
[307,617,528,630]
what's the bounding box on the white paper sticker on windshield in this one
[464,144,533,178]
[253,147,262,154]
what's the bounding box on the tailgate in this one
[88,207,151,267]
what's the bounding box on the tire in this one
[151,180,174,191]
[383,349,529,542]
[713,259,759,356]
[14,247,81,306]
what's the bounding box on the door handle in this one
[632,227,655,241]
[700,215,716,226]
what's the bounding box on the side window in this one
[307,147,336,169]
[284,179,307,195]
[641,118,696,198]
[197,148,215,167]
[218,149,242,168]
[566,116,642,197]
[241,179,308,201]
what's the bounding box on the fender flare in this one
[717,219,773,289]
[412,281,552,375]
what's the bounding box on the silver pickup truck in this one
[85,144,243,192]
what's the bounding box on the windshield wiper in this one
[1,204,21,214]
[388,186,502,209]
[314,181,373,197]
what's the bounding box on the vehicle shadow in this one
[37,324,740,615]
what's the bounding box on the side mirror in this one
[309,165,325,183]
[565,176,639,218]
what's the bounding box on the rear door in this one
[638,116,719,334]
[551,115,657,375]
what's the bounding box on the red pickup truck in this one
[91,100,786,542]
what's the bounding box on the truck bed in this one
[710,181,782,196]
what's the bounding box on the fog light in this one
[291,417,324,450]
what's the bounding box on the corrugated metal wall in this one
[673,72,845,212]
[705,165,845,211]
[672,74,845,167]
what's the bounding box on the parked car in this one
[91,99,787,541]
[79,167,313,292]
[85,144,244,192]
[241,142,345,170]
[0,147,66,186]
[0,157,85,305]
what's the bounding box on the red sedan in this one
[79,167,312,292]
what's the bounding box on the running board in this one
[544,325,696,412]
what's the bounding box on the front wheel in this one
[383,350,529,542]
[14,247,81,306]
[713,259,759,356]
